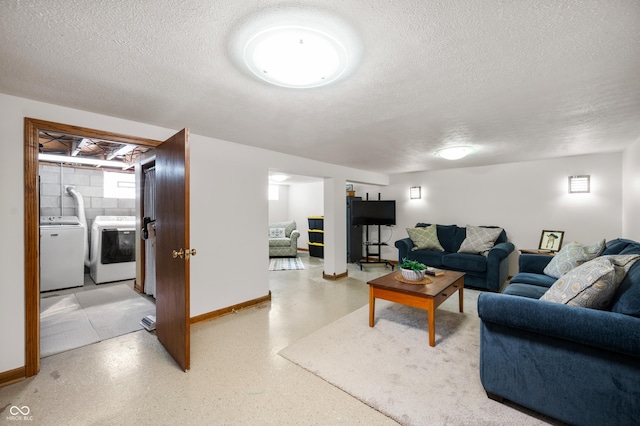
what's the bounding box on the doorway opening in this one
[24,118,163,377]
[38,130,158,357]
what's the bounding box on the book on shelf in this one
[424,266,445,276]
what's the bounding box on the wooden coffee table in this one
[367,270,465,347]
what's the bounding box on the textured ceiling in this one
[2,1,640,175]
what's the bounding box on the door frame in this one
[24,118,162,377]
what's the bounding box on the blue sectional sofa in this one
[477,238,640,426]
[395,223,514,292]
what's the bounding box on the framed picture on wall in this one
[538,230,564,252]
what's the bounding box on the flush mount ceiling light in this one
[244,26,348,88]
[435,146,475,160]
[270,174,290,182]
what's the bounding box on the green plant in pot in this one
[400,258,427,281]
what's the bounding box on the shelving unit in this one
[307,216,324,258]
[357,224,394,270]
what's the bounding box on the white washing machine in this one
[40,216,85,292]
[90,216,136,284]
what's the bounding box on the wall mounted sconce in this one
[410,186,421,199]
[569,175,590,193]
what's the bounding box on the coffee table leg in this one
[459,282,464,313]
[369,287,375,327]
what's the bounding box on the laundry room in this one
[39,164,137,285]
[38,133,157,358]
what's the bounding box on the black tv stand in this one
[356,224,395,271]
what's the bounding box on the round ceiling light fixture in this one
[434,146,476,160]
[244,26,349,89]
[270,174,290,182]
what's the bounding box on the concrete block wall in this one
[39,164,135,233]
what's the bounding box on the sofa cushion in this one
[610,261,640,317]
[406,225,444,252]
[417,223,459,253]
[509,272,557,288]
[502,283,549,299]
[458,225,503,256]
[407,250,445,267]
[442,253,487,272]
[543,240,605,279]
[269,227,286,238]
[619,242,640,255]
[269,238,293,247]
[540,255,640,309]
[601,238,632,255]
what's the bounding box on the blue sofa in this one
[478,238,640,426]
[395,223,514,291]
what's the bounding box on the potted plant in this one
[400,257,427,281]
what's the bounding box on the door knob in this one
[172,248,196,259]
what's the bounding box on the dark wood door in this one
[155,128,191,371]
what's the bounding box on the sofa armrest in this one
[290,230,300,243]
[484,242,514,291]
[518,253,553,274]
[487,242,514,261]
[395,238,414,262]
[478,293,640,357]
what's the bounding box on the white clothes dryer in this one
[90,216,136,284]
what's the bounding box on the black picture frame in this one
[538,230,564,252]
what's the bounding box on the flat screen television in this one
[351,200,396,226]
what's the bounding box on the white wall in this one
[353,154,624,276]
[268,184,289,223]
[622,137,640,241]
[0,93,387,374]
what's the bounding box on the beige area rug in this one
[279,289,560,426]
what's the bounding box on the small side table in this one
[519,249,556,256]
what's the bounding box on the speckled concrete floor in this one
[1,253,399,425]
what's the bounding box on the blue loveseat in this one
[395,223,514,292]
[478,238,640,426]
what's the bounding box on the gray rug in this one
[40,294,100,357]
[279,289,559,426]
[41,284,155,357]
[269,257,305,271]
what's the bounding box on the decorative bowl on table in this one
[400,268,426,282]
[399,258,428,281]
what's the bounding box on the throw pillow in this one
[457,225,503,256]
[543,239,606,279]
[269,228,286,238]
[540,254,640,309]
[406,225,444,252]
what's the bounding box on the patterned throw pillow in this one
[406,225,444,252]
[543,239,606,279]
[540,255,640,309]
[269,228,286,238]
[457,225,503,256]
